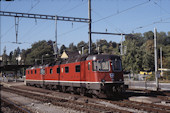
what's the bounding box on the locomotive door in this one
[40,67,45,87]
[87,61,91,81]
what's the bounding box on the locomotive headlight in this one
[109,73,114,79]
[119,79,122,81]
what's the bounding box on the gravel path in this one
[1,91,81,113]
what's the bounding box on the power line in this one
[91,9,125,34]
[152,0,170,14]
[133,17,170,31]
[1,0,40,40]
[3,2,11,10]
[58,0,88,15]
[93,0,151,24]
[45,1,150,42]
[21,1,88,42]
[90,32,129,36]
[2,41,32,45]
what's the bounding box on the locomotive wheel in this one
[71,87,77,94]
[62,86,67,93]
[26,83,30,86]
[80,88,86,96]
[58,86,62,92]
[92,94,98,98]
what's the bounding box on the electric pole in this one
[88,0,92,54]
[55,15,58,57]
[0,1,1,56]
[154,28,159,91]
[121,34,123,55]
[160,47,163,76]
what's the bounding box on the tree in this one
[157,32,167,45]
[143,31,154,40]
[68,43,77,52]
[77,41,88,53]
[122,40,143,73]
[141,40,154,71]
[60,45,67,54]
[9,51,13,64]
[102,45,109,53]
[2,46,8,65]
[25,40,53,65]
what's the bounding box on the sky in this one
[0,0,170,55]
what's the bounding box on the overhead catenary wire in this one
[2,0,170,54]
[132,17,170,31]
[92,0,151,24]
[91,9,125,34]
[3,2,11,10]
[55,0,151,38]
[1,0,40,40]
[53,1,151,39]
[2,41,32,45]
[58,0,88,15]
[20,0,87,43]
[1,0,151,42]
[152,0,170,14]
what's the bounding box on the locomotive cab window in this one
[75,65,80,72]
[93,60,110,72]
[65,67,69,73]
[35,70,37,74]
[57,67,60,74]
[112,59,122,71]
[28,71,29,74]
[31,70,33,74]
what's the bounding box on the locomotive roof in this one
[61,54,120,64]
[26,54,121,69]
[86,54,120,61]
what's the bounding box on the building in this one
[61,51,80,59]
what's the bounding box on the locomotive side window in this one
[75,65,80,72]
[35,70,37,74]
[65,67,69,73]
[93,60,110,71]
[50,69,53,74]
[31,70,33,74]
[57,68,60,73]
[112,59,122,71]
[28,71,29,74]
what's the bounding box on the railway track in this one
[1,98,31,113]
[1,86,129,113]
[3,85,170,113]
[109,100,170,113]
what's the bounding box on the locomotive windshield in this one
[112,59,122,71]
[93,60,110,72]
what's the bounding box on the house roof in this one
[61,51,79,59]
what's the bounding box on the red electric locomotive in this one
[26,54,125,98]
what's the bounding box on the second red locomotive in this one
[26,54,125,98]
